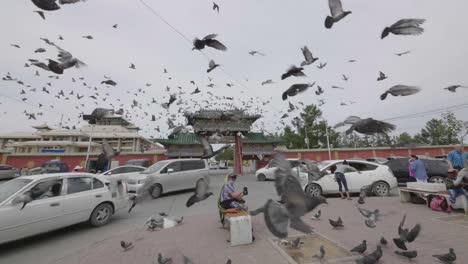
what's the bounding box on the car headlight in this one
[137,179,145,184]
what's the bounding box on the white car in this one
[255,159,308,189]
[304,160,398,197]
[126,159,210,198]
[0,173,128,244]
[101,165,146,176]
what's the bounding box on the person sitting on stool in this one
[220,173,248,211]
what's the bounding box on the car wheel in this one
[89,203,113,227]
[257,173,266,181]
[305,183,322,197]
[150,184,163,199]
[372,181,390,197]
[429,176,445,184]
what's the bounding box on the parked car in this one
[41,160,69,173]
[255,159,302,181]
[209,162,219,170]
[304,160,398,197]
[126,159,151,168]
[101,165,146,176]
[384,157,448,184]
[366,157,388,164]
[218,161,228,169]
[0,173,128,244]
[126,159,210,198]
[0,165,17,180]
[255,159,308,190]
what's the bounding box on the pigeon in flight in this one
[331,85,345,89]
[325,0,352,29]
[340,117,396,135]
[261,79,274,85]
[113,24,118,28]
[395,51,411,56]
[10,44,21,48]
[393,214,421,250]
[380,85,420,100]
[38,43,86,74]
[213,2,219,13]
[315,86,324,96]
[281,66,306,80]
[129,63,136,69]
[282,83,314,100]
[34,10,46,20]
[249,154,327,238]
[394,250,418,261]
[317,62,327,69]
[186,179,213,207]
[82,35,93,39]
[444,85,468,93]
[381,19,425,39]
[101,80,117,86]
[342,74,349,81]
[120,240,134,251]
[432,248,456,264]
[300,46,318,66]
[377,71,387,81]
[162,94,177,109]
[34,48,46,53]
[351,240,367,254]
[31,0,60,11]
[207,60,220,73]
[191,88,201,94]
[193,34,227,51]
[249,50,265,56]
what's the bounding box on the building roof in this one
[242,133,283,144]
[11,141,101,147]
[185,109,261,133]
[185,109,261,120]
[0,132,41,139]
[155,132,281,146]
[37,131,89,137]
[156,133,202,146]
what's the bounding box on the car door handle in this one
[95,194,102,198]
[50,203,60,207]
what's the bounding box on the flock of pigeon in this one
[3,0,468,139]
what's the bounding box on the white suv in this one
[126,159,210,198]
[255,159,308,189]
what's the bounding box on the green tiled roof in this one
[155,134,201,145]
[242,132,283,144]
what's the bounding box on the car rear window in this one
[67,177,92,194]
[93,178,104,189]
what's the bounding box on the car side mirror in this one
[167,168,174,173]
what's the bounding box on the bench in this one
[399,187,468,214]
[220,209,252,246]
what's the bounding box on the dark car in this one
[384,158,448,184]
[41,160,69,173]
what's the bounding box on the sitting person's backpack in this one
[430,195,451,213]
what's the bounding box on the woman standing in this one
[409,155,428,183]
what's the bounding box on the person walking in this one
[447,144,468,171]
[409,155,428,183]
[329,160,359,200]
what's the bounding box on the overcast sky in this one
[1,0,468,139]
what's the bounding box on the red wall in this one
[281,146,453,161]
[2,153,167,171]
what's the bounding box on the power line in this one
[383,103,468,121]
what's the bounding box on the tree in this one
[280,104,341,149]
[417,112,462,145]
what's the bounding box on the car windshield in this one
[0,178,33,203]
[141,161,169,174]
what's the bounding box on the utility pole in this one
[325,125,332,160]
[304,125,310,149]
[59,114,64,130]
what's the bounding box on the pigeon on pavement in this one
[311,209,321,220]
[394,250,418,260]
[380,237,388,246]
[120,240,134,251]
[355,254,377,264]
[313,245,325,260]
[432,248,456,264]
[382,19,425,39]
[369,245,383,261]
[351,240,367,254]
[325,0,352,29]
[158,253,173,264]
[329,217,344,228]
